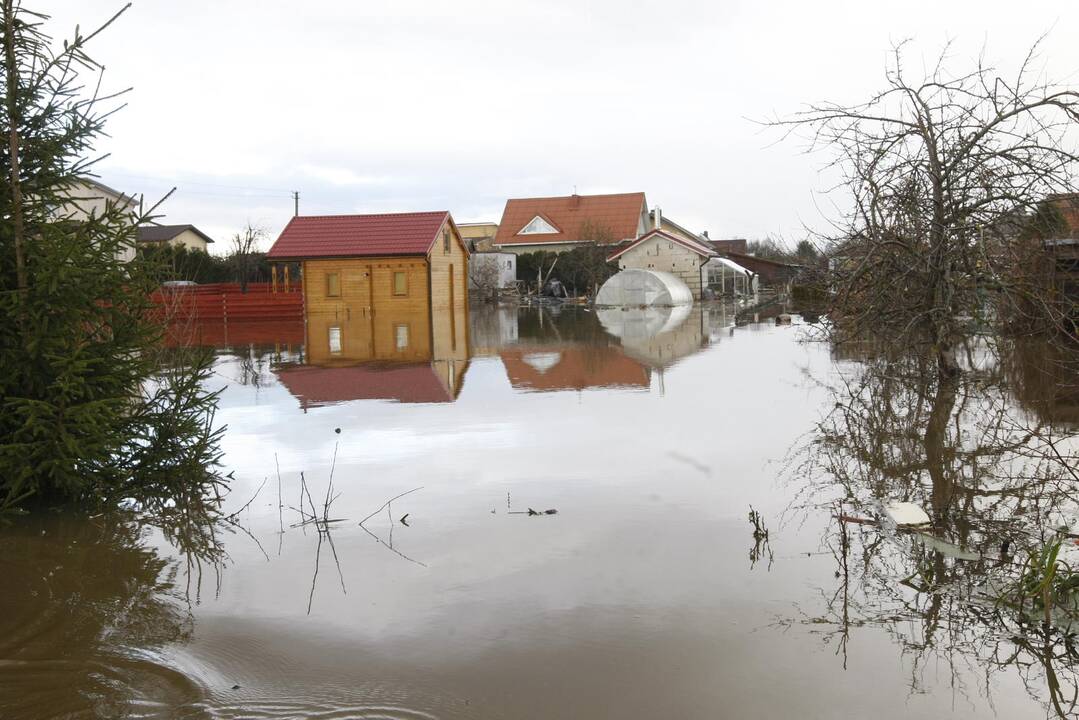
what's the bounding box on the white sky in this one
[40,0,1079,252]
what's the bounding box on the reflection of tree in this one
[788,339,1079,717]
[0,506,225,718]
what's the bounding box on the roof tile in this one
[494,192,646,247]
[266,211,450,259]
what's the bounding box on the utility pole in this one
[291,190,300,217]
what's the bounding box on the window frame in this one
[394,323,410,351]
[325,271,340,297]
[392,270,408,297]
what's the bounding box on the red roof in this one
[266,211,451,260]
[494,192,647,247]
[274,363,456,405]
[607,229,716,262]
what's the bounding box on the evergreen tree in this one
[0,2,224,510]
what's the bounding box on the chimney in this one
[702,230,710,239]
[570,192,580,208]
[654,206,662,230]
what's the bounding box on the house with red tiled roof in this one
[493,192,650,253]
[265,211,470,385]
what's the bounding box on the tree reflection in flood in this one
[0,503,225,718]
[788,336,1079,717]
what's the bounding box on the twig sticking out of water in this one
[748,505,774,571]
[357,487,427,567]
[749,505,769,541]
[225,478,267,522]
[359,487,424,526]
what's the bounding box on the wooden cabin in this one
[265,211,470,391]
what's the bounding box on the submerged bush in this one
[0,4,224,510]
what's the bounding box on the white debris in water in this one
[885,501,930,526]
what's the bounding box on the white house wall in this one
[616,235,705,299]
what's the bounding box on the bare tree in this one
[229,222,265,293]
[468,253,502,302]
[773,39,1079,374]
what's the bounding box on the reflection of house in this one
[597,305,720,369]
[138,224,215,252]
[493,192,650,254]
[500,346,649,392]
[275,363,464,407]
[272,305,469,407]
[469,305,520,356]
[265,212,471,407]
[1007,339,1079,428]
[608,229,716,300]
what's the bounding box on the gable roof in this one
[266,211,453,260]
[607,229,716,262]
[138,224,215,244]
[494,192,646,247]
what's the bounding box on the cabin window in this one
[328,326,342,354]
[325,272,340,297]
[443,229,451,254]
[393,271,408,296]
[395,324,409,350]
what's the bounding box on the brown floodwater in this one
[3,302,1078,719]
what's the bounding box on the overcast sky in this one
[40,0,1079,252]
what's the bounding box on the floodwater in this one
[3,301,1079,719]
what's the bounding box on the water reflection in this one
[489,302,749,393]
[275,297,470,407]
[790,337,1079,717]
[0,510,221,718]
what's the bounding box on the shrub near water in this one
[0,3,223,510]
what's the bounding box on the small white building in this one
[606,229,716,300]
[468,251,517,292]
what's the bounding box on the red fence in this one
[152,282,304,322]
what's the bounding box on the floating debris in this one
[884,501,930,526]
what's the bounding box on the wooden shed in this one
[266,211,470,368]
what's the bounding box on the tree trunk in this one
[3,1,29,336]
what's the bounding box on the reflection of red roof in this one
[500,346,649,392]
[494,193,646,247]
[274,363,454,406]
[267,211,450,260]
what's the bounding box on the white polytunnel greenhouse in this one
[595,269,693,307]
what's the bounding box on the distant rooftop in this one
[138,224,215,244]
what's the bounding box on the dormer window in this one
[518,215,559,235]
